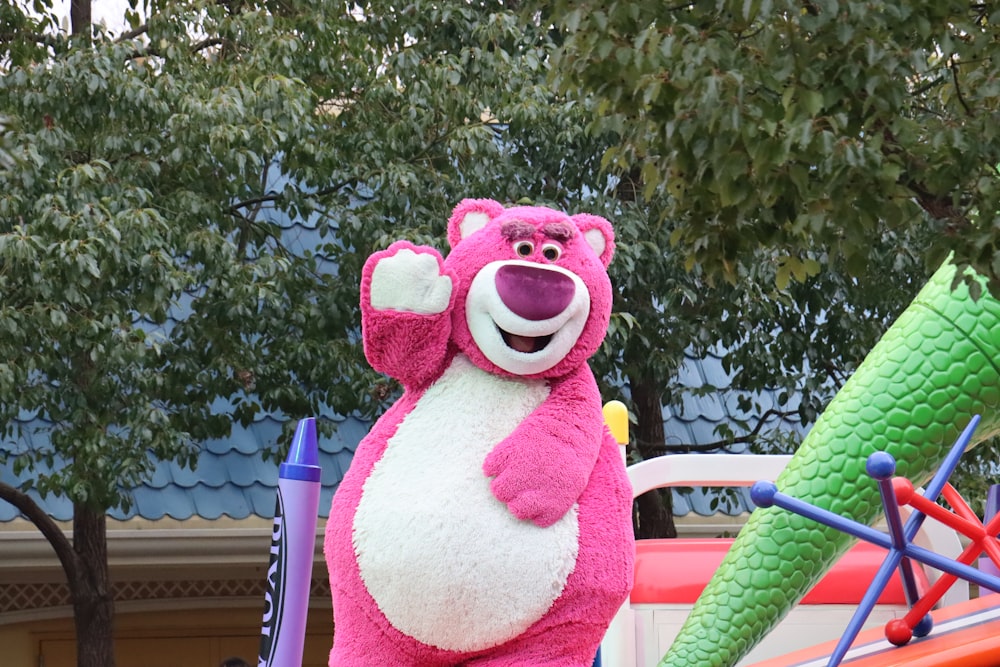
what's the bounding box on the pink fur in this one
[326,199,634,666]
[483,365,605,528]
[445,205,614,379]
[360,241,456,390]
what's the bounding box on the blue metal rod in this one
[827,550,906,667]
[873,470,923,606]
[901,416,981,543]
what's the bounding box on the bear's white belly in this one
[352,355,580,652]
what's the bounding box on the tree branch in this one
[0,30,64,51]
[877,121,972,233]
[950,58,974,117]
[115,23,149,42]
[971,4,989,26]
[909,74,946,97]
[121,32,225,60]
[0,480,79,582]
[226,179,353,215]
[192,37,225,54]
[639,408,797,454]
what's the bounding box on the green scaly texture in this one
[660,261,1000,667]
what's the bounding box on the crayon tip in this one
[286,417,319,467]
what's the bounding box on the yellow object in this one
[602,400,629,445]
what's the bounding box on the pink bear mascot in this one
[325,199,634,666]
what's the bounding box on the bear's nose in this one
[495,264,575,321]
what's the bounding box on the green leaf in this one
[801,89,823,116]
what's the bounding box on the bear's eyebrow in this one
[542,222,576,242]
[500,220,537,241]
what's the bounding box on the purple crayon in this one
[259,417,322,667]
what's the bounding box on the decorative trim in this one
[0,575,331,625]
[0,518,314,572]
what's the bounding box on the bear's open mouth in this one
[499,327,553,354]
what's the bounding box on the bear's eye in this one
[542,244,562,261]
[514,241,534,257]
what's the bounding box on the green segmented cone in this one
[660,261,1000,667]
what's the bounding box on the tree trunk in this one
[630,374,677,539]
[70,0,91,37]
[71,502,116,667]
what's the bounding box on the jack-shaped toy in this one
[325,199,634,666]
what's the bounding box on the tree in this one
[0,2,359,664]
[0,1,597,664]
[583,174,936,536]
[527,0,1000,529]
[543,0,1000,297]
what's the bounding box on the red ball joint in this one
[892,477,915,504]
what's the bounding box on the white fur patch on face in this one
[465,260,591,375]
[352,356,579,652]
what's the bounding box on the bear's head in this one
[443,198,615,379]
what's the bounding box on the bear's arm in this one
[483,364,605,528]
[361,241,456,390]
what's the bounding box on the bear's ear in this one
[571,213,615,268]
[447,199,505,248]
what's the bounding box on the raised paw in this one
[367,244,453,315]
[484,448,576,528]
[490,480,568,528]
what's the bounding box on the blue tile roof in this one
[0,411,363,522]
[661,347,809,517]
[0,348,807,523]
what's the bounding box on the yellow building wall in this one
[0,605,334,667]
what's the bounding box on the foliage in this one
[544,0,1000,297]
[0,0,596,514]
[2,1,337,512]
[593,184,934,446]
[2,4,995,664]
[538,0,1000,510]
[1,0,944,537]
[0,1,611,663]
